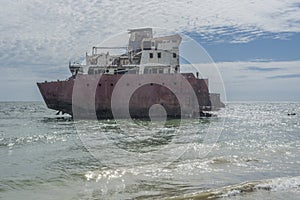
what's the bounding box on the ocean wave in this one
[169,176,300,200]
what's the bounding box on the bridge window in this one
[149,53,153,58]
[157,52,161,58]
[143,41,151,50]
[173,53,177,58]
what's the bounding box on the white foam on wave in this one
[1,134,69,148]
[219,189,241,198]
[219,176,300,199]
[85,169,126,182]
[255,176,300,192]
[173,176,300,199]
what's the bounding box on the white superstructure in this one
[69,28,182,76]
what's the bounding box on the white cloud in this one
[0,0,300,68]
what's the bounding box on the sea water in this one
[0,102,299,199]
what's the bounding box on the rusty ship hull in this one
[37,73,222,119]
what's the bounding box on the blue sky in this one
[195,33,300,62]
[0,0,299,101]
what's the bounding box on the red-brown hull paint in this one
[37,73,222,119]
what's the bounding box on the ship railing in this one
[92,46,127,55]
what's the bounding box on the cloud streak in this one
[246,66,282,72]
[268,74,300,79]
